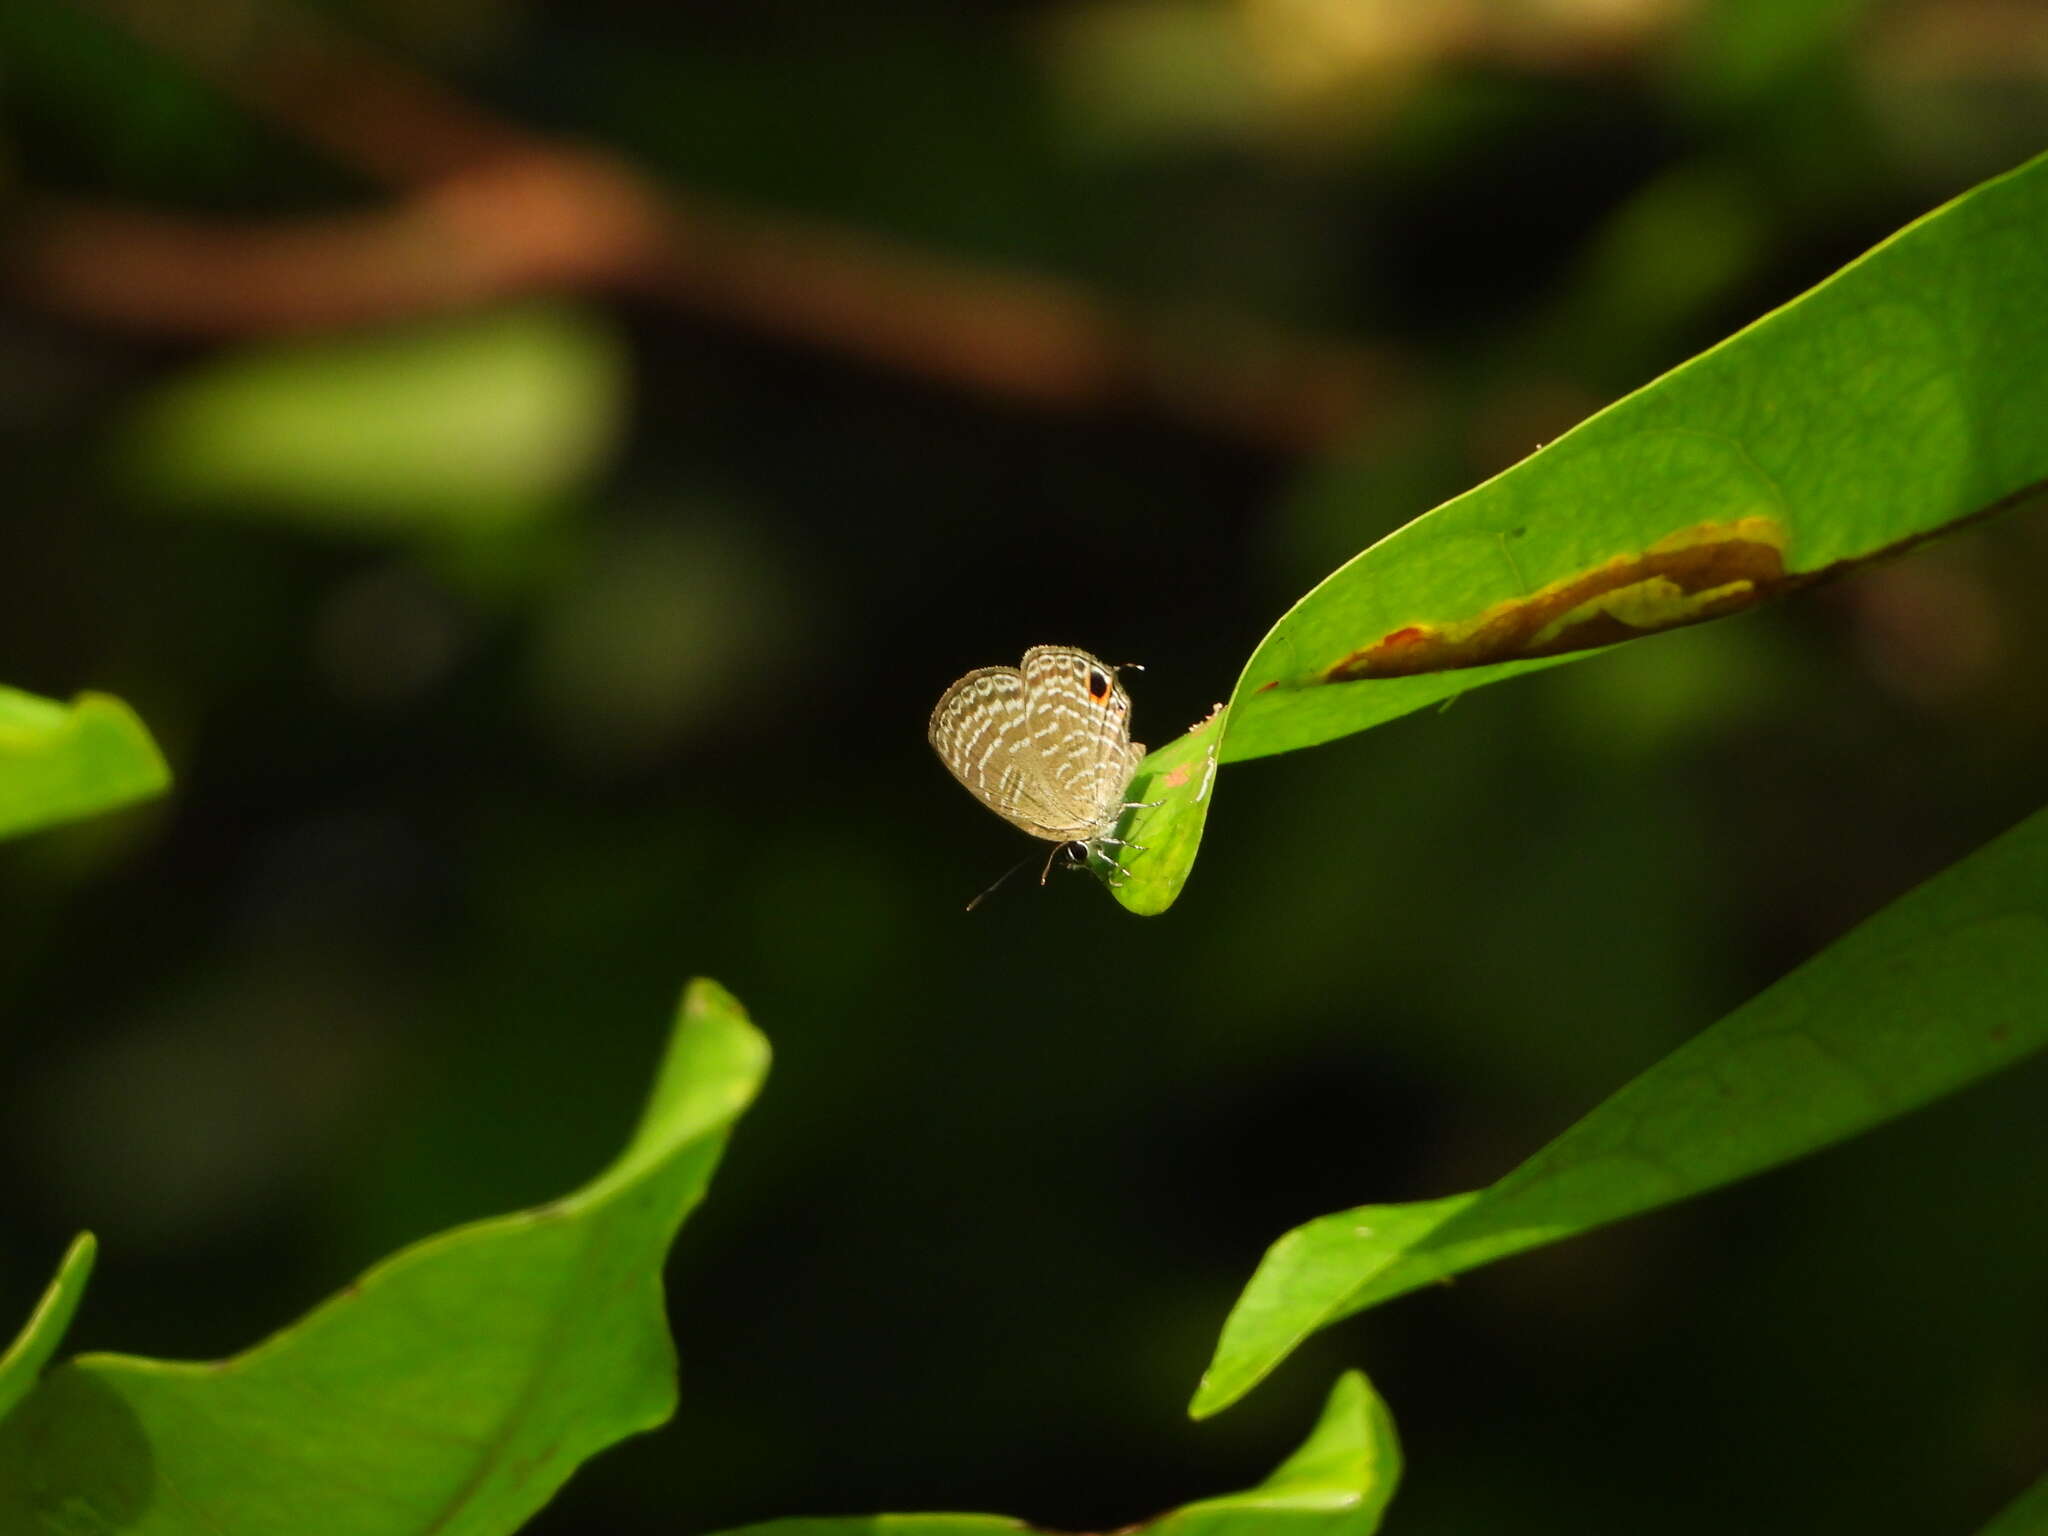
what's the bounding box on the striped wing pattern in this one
[928,645,1144,850]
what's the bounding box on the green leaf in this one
[1192,804,2048,1417]
[0,687,171,841]
[121,304,624,535]
[0,978,770,1534]
[711,1370,1399,1536]
[1975,1473,2048,1536]
[1114,147,2048,914]
[0,1235,96,1423]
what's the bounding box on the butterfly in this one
[928,645,1150,906]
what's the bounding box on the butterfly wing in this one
[1019,646,1135,840]
[930,667,1076,841]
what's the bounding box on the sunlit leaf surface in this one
[1117,148,2048,914]
[1193,805,2048,1415]
[0,980,768,1535]
[0,688,170,841]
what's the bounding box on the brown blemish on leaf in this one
[1161,763,1191,789]
[1327,516,1790,682]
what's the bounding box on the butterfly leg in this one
[1088,840,1144,888]
[1037,842,1082,887]
[1107,798,1159,861]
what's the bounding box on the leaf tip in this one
[74,691,173,782]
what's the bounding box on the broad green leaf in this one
[1115,147,2048,914]
[0,687,171,841]
[0,978,769,1534]
[1976,1473,2048,1536]
[1192,804,2048,1417]
[713,1370,1399,1536]
[122,304,623,535]
[0,1234,95,1422]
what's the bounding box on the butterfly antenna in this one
[965,849,1044,912]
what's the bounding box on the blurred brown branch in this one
[7,0,1405,452]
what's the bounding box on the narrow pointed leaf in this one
[0,978,769,1535]
[712,1370,1399,1536]
[1117,147,2048,913]
[1194,805,2048,1416]
[0,1234,96,1422]
[0,688,170,841]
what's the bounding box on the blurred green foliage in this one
[0,687,168,841]
[121,305,625,536]
[1,0,2044,1533]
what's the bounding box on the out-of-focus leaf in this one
[0,1235,95,1423]
[0,687,170,841]
[1193,804,2048,1416]
[712,1370,1399,1536]
[1041,1,1267,153]
[1975,1473,2048,1536]
[123,304,623,536]
[1116,147,2048,914]
[1677,0,1877,104]
[0,979,768,1535]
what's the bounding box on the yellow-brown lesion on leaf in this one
[1326,516,1790,682]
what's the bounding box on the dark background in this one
[2,1,2046,1531]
